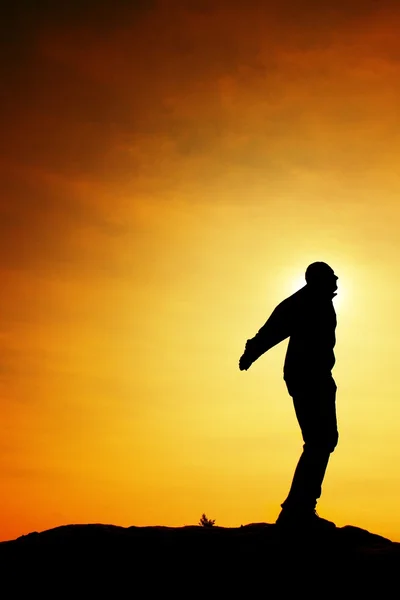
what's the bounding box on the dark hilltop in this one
[1,520,399,593]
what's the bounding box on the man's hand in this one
[239,352,253,371]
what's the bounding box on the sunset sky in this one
[2,0,400,542]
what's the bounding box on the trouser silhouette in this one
[281,374,338,512]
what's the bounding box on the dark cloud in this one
[1,0,400,275]
[2,1,155,40]
[2,0,399,179]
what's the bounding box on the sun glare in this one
[290,275,306,295]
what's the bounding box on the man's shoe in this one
[276,508,336,531]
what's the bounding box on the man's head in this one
[305,262,338,295]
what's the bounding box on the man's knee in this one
[330,430,339,452]
[305,431,338,455]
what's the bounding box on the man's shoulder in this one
[281,286,308,308]
[272,288,307,319]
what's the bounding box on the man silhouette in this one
[239,262,339,529]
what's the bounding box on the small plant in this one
[199,513,216,528]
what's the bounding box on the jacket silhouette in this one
[239,261,339,529]
[241,284,336,381]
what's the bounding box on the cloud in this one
[1,0,400,277]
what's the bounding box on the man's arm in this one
[239,300,292,371]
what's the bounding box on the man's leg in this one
[277,376,338,525]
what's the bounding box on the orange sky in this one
[2,0,400,542]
